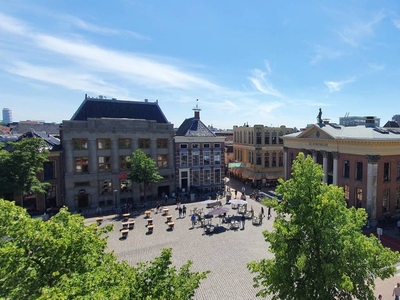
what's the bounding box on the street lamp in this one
[113,190,118,208]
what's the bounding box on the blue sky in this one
[1,1,400,129]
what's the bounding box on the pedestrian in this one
[259,212,263,225]
[393,282,400,300]
[377,294,382,300]
[397,219,400,235]
[241,214,245,230]
[182,205,187,217]
[164,193,168,204]
[191,214,196,228]
[267,206,271,220]
[178,206,183,218]
[261,207,264,217]
[234,190,238,198]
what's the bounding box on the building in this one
[392,114,400,126]
[232,124,295,187]
[174,103,225,195]
[61,95,175,211]
[339,114,380,127]
[282,116,400,221]
[2,108,12,124]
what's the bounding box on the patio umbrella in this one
[207,206,229,216]
[228,199,247,205]
[201,199,219,204]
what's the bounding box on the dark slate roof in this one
[383,121,400,128]
[175,117,216,137]
[19,129,61,151]
[9,122,61,135]
[71,96,169,123]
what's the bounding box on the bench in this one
[167,222,175,230]
[128,221,135,230]
[147,225,154,233]
[121,222,129,229]
[147,219,153,226]
[121,229,129,238]
[122,213,130,221]
[162,208,169,216]
[96,217,103,225]
[145,210,151,218]
[166,215,173,222]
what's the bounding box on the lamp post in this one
[113,189,118,208]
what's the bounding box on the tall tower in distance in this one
[2,108,12,124]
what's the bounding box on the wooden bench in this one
[147,219,153,226]
[166,215,173,222]
[121,229,129,238]
[162,208,169,216]
[167,222,175,230]
[128,221,135,230]
[121,222,129,229]
[122,213,130,221]
[145,210,151,218]
[147,225,154,233]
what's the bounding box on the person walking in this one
[241,214,246,230]
[191,214,196,229]
[267,206,272,220]
[261,207,264,217]
[182,205,187,217]
[393,282,400,300]
[178,206,183,218]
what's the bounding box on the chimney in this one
[193,99,201,119]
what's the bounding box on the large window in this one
[203,151,210,165]
[355,162,363,181]
[157,139,168,148]
[272,132,277,144]
[256,152,261,165]
[278,151,283,167]
[119,156,130,170]
[384,162,390,181]
[264,132,270,144]
[98,156,111,172]
[383,189,390,213]
[97,138,111,150]
[192,170,200,185]
[73,138,88,150]
[138,138,150,149]
[193,151,200,166]
[214,169,221,184]
[397,162,400,180]
[118,138,131,149]
[214,151,221,165]
[99,179,112,195]
[264,152,270,167]
[157,154,168,168]
[343,160,350,178]
[278,132,284,144]
[256,131,261,144]
[43,161,56,180]
[396,187,400,210]
[75,157,89,173]
[120,179,132,193]
[272,152,277,167]
[180,152,188,166]
[204,169,211,184]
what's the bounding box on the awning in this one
[242,170,262,180]
[264,172,284,180]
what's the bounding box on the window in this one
[118,138,131,149]
[97,139,111,150]
[157,154,168,168]
[157,139,168,148]
[356,188,362,208]
[214,169,221,184]
[214,143,221,148]
[99,179,112,195]
[343,160,350,178]
[256,152,261,165]
[279,132,284,144]
[180,152,188,166]
[214,151,221,165]
[264,152,270,167]
[272,152,277,167]
[203,151,210,165]
[384,162,390,181]
[396,187,400,210]
[75,157,89,173]
[43,161,56,180]
[278,151,283,167]
[272,132,277,144]
[98,156,111,172]
[383,189,390,212]
[73,138,88,150]
[119,156,130,170]
[256,131,261,144]
[264,132,270,144]
[180,144,188,149]
[355,162,363,181]
[397,162,400,180]
[203,143,210,149]
[204,169,211,184]
[192,170,200,185]
[120,179,132,193]
[192,144,199,149]
[248,151,253,164]
[192,151,200,166]
[138,138,150,149]
[344,185,349,206]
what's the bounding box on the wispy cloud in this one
[368,62,385,71]
[310,45,342,65]
[0,12,28,34]
[336,11,386,47]
[248,67,283,98]
[324,78,355,93]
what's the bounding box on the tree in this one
[0,200,209,299]
[0,138,50,200]
[248,153,400,300]
[128,149,163,202]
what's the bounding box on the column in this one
[150,138,157,161]
[366,155,380,221]
[88,139,98,173]
[332,152,339,186]
[111,138,119,173]
[321,151,328,183]
[283,147,289,180]
[311,150,317,163]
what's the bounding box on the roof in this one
[175,117,216,137]
[71,96,169,123]
[20,129,61,151]
[9,122,61,135]
[283,123,400,141]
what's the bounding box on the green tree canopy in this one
[127,149,163,201]
[0,200,208,299]
[248,153,400,300]
[0,138,50,199]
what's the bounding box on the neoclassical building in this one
[61,95,175,210]
[282,118,400,221]
[174,105,225,194]
[232,124,295,186]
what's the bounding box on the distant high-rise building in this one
[339,115,380,127]
[392,114,400,125]
[2,108,12,124]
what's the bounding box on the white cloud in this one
[0,12,29,35]
[310,45,342,65]
[324,78,355,93]
[248,69,283,98]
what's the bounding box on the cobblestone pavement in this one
[87,177,400,299]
